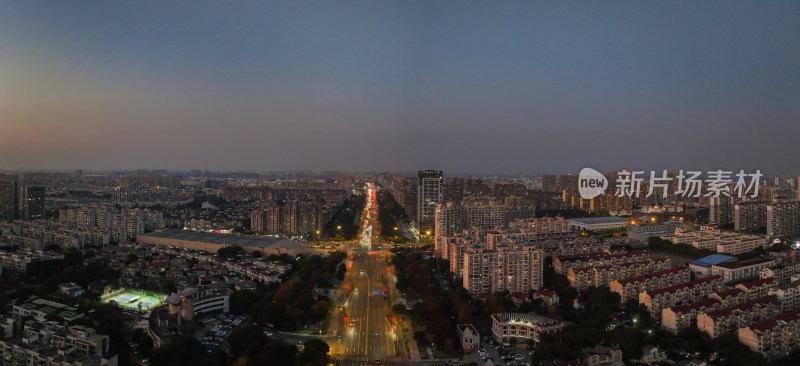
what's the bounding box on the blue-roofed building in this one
[569,217,629,231]
[688,254,736,277]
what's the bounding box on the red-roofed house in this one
[639,275,724,317]
[708,288,747,308]
[738,309,800,359]
[697,295,781,338]
[661,298,721,333]
[609,266,691,303]
[735,277,775,300]
[533,290,559,306]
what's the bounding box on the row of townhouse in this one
[551,241,610,257]
[768,280,800,312]
[639,275,725,317]
[708,287,749,308]
[662,280,781,334]
[609,266,691,303]
[735,277,775,300]
[760,262,800,286]
[738,309,800,359]
[567,257,671,290]
[553,250,648,274]
[661,298,721,334]
[698,295,782,338]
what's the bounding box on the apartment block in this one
[553,250,649,275]
[768,280,800,312]
[707,288,748,308]
[738,309,800,359]
[697,296,781,338]
[567,257,671,290]
[462,244,544,296]
[659,230,767,255]
[639,275,724,317]
[735,277,776,301]
[610,266,691,303]
[761,262,800,286]
[661,298,721,334]
[766,201,800,237]
[734,201,768,232]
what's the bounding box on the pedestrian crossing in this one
[333,354,410,364]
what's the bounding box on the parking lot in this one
[194,314,247,354]
[461,336,533,366]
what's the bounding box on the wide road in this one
[330,184,405,366]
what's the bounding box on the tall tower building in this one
[417,170,443,234]
[0,179,17,221]
[18,186,46,220]
[434,202,466,254]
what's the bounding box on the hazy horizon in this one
[2,1,799,176]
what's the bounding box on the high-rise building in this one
[734,201,768,233]
[464,201,507,230]
[434,202,466,254]
[558,174,579,192]
[18,186,45,220]
[462,244,544,295]
[710,195,740,227]
[0,179,17,221]
[390,176,416,219]
[542,175,558,193]
[417,170,443,234]
[766,201,800,237]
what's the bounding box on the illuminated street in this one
[330,184,405,365]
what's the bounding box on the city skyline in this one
[3,1,799,175]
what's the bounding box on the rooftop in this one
[689,254,736,267]
[713,257,775,270]
[569,217,628,224]
[139,230,313,252]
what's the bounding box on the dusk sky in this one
[2,1,799,176]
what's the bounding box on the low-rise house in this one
[456,323,480,352]
[57,283,85,297]
[635,345,667,364]
[581,345,624,366]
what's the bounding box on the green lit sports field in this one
[101,289,166,312]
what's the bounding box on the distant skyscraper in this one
[0,179,17,221]
[766,201,800,237]
[18,186,45,220]
[542,175,558,193]
[417,170,443,234]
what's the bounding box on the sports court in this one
[101,288,166,312]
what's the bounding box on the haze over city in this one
[2,1,799,175]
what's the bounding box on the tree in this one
[217,245,244,260]
[230,290,259,315]
[125,253,139,264]
[229,325,268,358]
[151,334,206,366]
[297,339,330,366]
